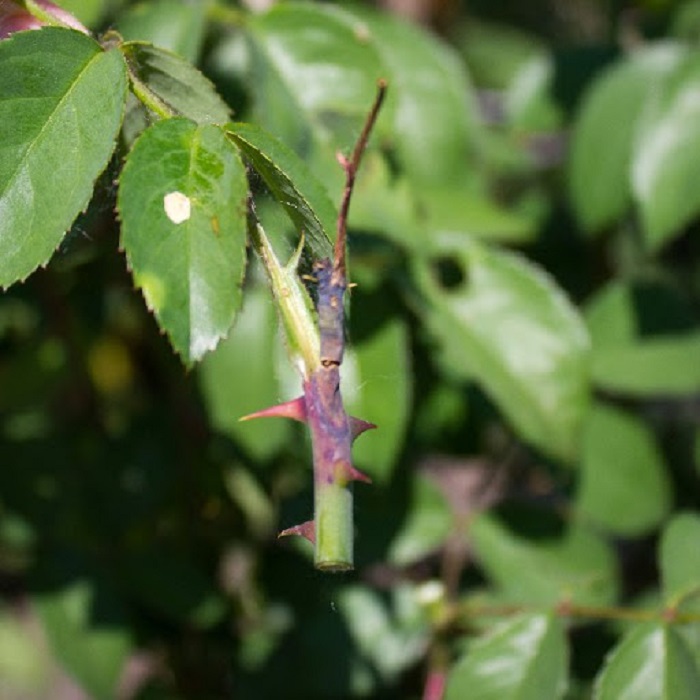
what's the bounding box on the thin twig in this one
[334,79,388,280]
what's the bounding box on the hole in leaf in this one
[430,256,465,290]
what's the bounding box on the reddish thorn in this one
[239,396,307,423]
[336,151,350,168]
[350,416,377,441]
[346,464,372,484]
[278,520,315,544]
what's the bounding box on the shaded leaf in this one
[595,623,700,700]
[343,303,411,484]
[119,549,226,628]
[116,0,206,62]
[470,512,619,607]
[226,122,334,258]
[0,27,127,287]
[413,240,590,463]
[199,279,293,461]
[577,402,671,536]
[569,43,684,233]
[389,473,452,566]
[121,42,231,124]
[446,613,567,700]
[585,280,700,395]
[118,118,248,364]
[660,513,700,613]
[34,578,131,700]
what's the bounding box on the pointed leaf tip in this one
[278,520,315,544]
[239,396,307,423]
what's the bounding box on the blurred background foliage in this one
[1,0,700,698]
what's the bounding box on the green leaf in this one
[577,402,671,536]
[0,606,49,695]
[226,122,334,258]
[338,585,427,684]
[341,5,479,188]
[247,3,384,154]
[632,52,700,249]
[343,298,411,484]
[569,44,684,233]
[0,27,127,288]
[34,578,131,700]
[470,512,619,607]
[199,278,293,462]
[118,118,248,364]
[660,513,700,613]
[585,280,700,395]
[120,42,232,124]
[115,0,206,62]
[446,613,568,700]
[389,473,452,566]
[413,240,590,463]
[595,623,700,700]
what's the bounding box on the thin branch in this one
[334,79,388,280]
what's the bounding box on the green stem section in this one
[247,221,320,375]
[314,480,353,571]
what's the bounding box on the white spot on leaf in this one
[163,191,191,224]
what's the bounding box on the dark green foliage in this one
[1,1,700,698]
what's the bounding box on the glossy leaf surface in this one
[342,5,479,188]
[577,402,671,536]
[446,613,567,700]
[414,240,590,463]
[118,118,248,363]
[595,623,700,700]
[0,27,126,287]
[121,42,231,124]
[632,51,700,249]
[569,44,683,233]
[226,122,334,258]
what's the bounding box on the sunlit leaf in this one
[247,2,383,156]
[595,623,700,700]
[118,118,248,364]
[569,43,684,233]
[341,5,479,188]
[116,0,206,62]
[0,27,127,287]
[577,402,671,536]
[632,51,700,249]
[413,240,590,463]
[446,613,567,700]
